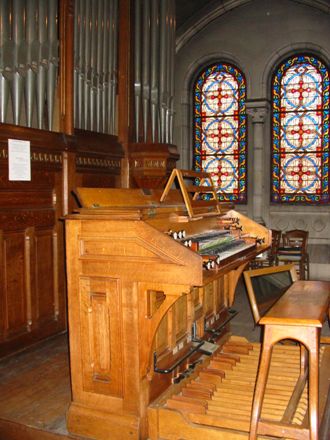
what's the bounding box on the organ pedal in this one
[149,336,330,439]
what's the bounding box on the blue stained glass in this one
[272,55,330,203]
[193,63,247,203]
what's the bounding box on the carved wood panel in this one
[1,231,27,339]
[79,276,123,397]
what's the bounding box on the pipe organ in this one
[74,0,118,134]
[64,176,272,440]
[0,0,59,130]
[134,0,176,143]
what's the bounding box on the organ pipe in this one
[0,0,59,130]
[12,0,25,126]
[142,0,151,142]
[74,0,118,135]
[0,0,11,123]
[25,0,37,127]
[134,0,142,142]
[37,0,47,129]
[150,0,160,143]
[101,0,110,133]
[110,0,118,135]
[47,0,58,131]
[133,0,175,144]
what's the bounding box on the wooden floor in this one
[0,333,73,440]
[0,330,329,440]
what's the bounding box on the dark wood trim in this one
[59,0,75,135]
[117,0,134,187]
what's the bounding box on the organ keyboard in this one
[64,171,274,440]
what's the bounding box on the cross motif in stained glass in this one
[193,63,247,203]
[272,55,329,203]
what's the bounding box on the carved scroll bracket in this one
[138,282,191,378]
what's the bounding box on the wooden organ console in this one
[64,171,328,440]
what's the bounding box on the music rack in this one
[160,169,221,218]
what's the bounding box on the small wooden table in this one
[249,280,330,440]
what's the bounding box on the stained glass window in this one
[193,63,247,203]
[272,55,329,203]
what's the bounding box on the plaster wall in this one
[174,0,330,251]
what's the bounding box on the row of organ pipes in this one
[74,0,118,134]
[134,0,176,143]
[0,0,58,130]
[0,0,176,144]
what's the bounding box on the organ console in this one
[64,170,328,440]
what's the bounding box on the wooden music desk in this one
[249,280,330,440]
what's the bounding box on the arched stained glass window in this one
[272,55,330,203]
[193,63,247,203]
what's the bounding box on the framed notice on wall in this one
[8,139,31,181]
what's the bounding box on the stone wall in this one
[173,0,330,271]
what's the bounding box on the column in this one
[246,100,269,224]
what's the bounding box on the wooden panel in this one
[215,277,225,313]
[34,229,57,325]
[204,282,215,317]
[174,295,188,342]
[149,290,169,356]
[2,232,27,339]
[80,277,123,397]
[0,124,123,357]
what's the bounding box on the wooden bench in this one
[249,280,330,440]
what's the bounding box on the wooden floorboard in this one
[0,334,72,440]
[0,332,329,440]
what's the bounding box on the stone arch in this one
[176,0,330,53]
[260,42,330,100]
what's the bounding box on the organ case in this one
[64,184,270,440]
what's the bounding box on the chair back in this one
[270,229,281,254]
[282,229,309,254]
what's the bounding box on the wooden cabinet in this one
[0,127,123,357]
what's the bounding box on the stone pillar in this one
[246,100,269,223]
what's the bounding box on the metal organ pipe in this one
[159,0,167,144]
[90,0,97,132]
[101,0,110,134]
[110,0,118,135]
[74,0,81,129]
[83,0,91,131]
[169,0,176,144]
[74,0,118,134]
[150,0,160,143]
[134,0,142,142]
[0,0,59,130]
[134,0,175,144]
[165,0,172,144]
[37,0,48,130]
[0,0,11,123]
[96,0,104,133]
[12,0,25,126]
[47,0,58,131]
[25,0,37,127]
[107,0,114,134]
[142,0,151,142]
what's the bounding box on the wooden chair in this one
[251,229,282,268]
[276,229,310,280]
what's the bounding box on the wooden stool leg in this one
[300,343,308,377]
[307,328,320,440]
[249,328,274,440]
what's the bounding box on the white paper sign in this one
[8,139,31,181]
